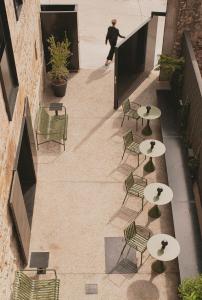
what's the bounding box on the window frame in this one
[0,1,19,121]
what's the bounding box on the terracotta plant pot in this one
[51,80,67,97]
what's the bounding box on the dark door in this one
[114,13,163,109]
[40,5,79,72]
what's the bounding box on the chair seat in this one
[125,109,140,120]
[126,234,148,252]
[127,142,140,154]
[128,184,145,198]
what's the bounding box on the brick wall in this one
[0,1,43,298]
[164,0,202,73]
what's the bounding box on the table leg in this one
[142,120,152,136]
[148,205,161,218]
[144,157,155,172]
[151,260,166,273]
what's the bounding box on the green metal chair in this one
[122,172,147,209]
[36,104,68,150]
[121,99,143,130]
[122,130,146,166]
[119,221,152,266]
[13,269,60,300]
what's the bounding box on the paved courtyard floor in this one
[30,0,180,299]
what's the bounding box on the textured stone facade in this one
[0,0,43,298]
[165,0,202,72]
[174,0,202,70]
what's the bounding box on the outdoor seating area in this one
[119,98,180,273]
[29,70,181,299]
[1,0,202,299]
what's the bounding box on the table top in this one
[147,234,180,261]
[137,105,161,120]
[30,252,49,268]
[49,102,63,111]
[144,183,173,205]
[139,139,166,157]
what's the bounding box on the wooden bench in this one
[13,270,60,299]
[36,104,68,150]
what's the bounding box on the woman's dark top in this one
[105,26,124,45]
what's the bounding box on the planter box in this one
[40,4,79,72]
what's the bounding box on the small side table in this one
[139,139,166,173]
[144,183,173,218]
[49,102,63,116]
[137,105,161,136]
[30,252,50,274]
[147,234,180,273]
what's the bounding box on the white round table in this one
[147,234,180,273]
[137,105,161,136]
[144,183,173,218]
[139,140,166,172]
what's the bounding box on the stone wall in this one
[163,0,202,73]
[173,0,202,71]
[0,0,43,298]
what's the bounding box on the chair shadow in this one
[86,66,111,84]
[108,158,144,179]
[107,205,141,227]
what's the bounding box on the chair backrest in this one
[13,271,60,300]
[133,175,146,187]
[37,107,50,134]
[123,130,133,147]
[124,221,136,240]
[122,99,131,114]
[13,271,32,299]
[136,225,152,240]
[125,172,134,191]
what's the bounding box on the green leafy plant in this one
[47,33,71,83]
[178,275,202,300]
[157,54,185,79]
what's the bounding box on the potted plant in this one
[156,54,185,82]
[47,33,71,97]
[178,275,202,300]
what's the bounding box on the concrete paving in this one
[30,0,180,299]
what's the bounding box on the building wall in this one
[163,0,202,72]
[0,0,44,298]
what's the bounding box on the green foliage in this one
[47,33,71,83]
[157,54,185,74]
[178,275,202,300]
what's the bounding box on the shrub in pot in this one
[47,33,71,97]
[156,54,185,82]
[178,274,202,300]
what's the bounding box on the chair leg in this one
[122,148,126,160]
[138,154,139,166]
[122,192,128,205]
[140,252,143,265]
[118,242,127,263]
[126,246,131,258]
[136,119,138,131]
[36,133,39,150]
[121,115,125,127]
[141,198,144,211]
